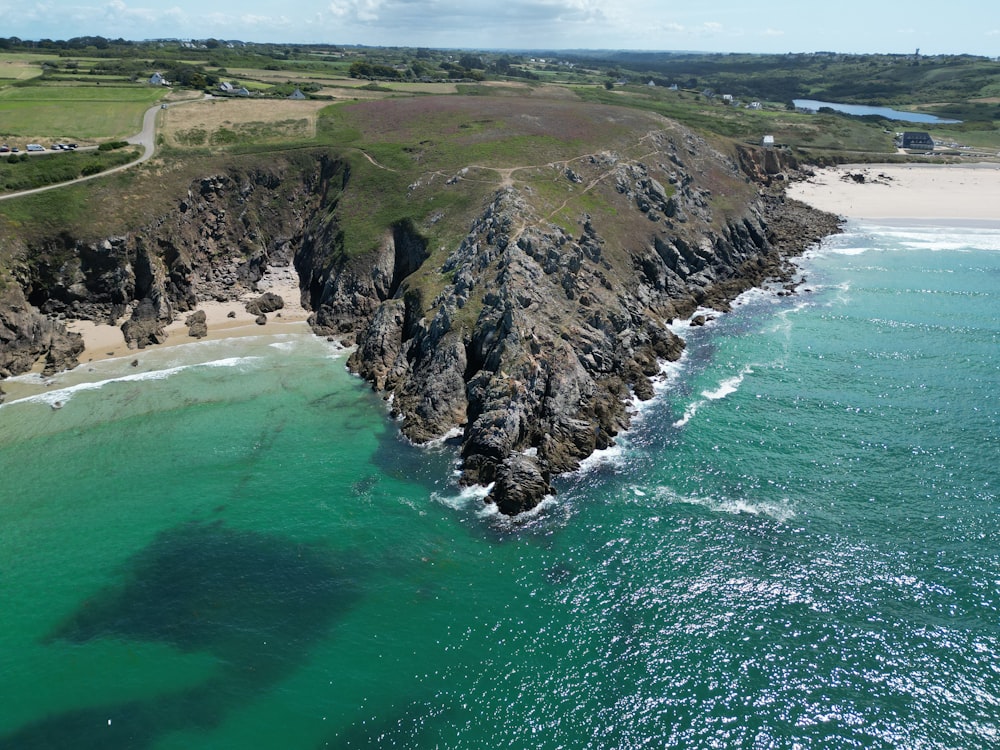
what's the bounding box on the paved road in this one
[0,99,188,202]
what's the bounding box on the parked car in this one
[0,145,9,153]
[51,143,64,150]
[26,144,45,152]
[11,147,19,153]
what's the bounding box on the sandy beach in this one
[67,263,313,366]
[787,162,1000,224]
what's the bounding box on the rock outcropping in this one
[0,281,83,377]
[338,172,838,512]
[1,152,339,359]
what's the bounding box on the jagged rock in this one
[185,310,208,338]
[0,282,83,376]
[121,298,167,349]
[0,117,843,519]
[487,454,552,516]
[245,292,284,316]
[255,314,267,325]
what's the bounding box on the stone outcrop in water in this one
[338,162,838,511]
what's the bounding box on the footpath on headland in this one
[788,162,1000,224]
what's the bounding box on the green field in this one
[0,147,140,193]
[0,86,164,140]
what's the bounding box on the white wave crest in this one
[421,426,465,449]
[431,482,493,511]
[479,493,560,525]
[654,486,796,522]
[575,442,627,473]
[673,366,752,427]
[2,357,260,409]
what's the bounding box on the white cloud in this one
[328,0,383,22]
[241,13,291,28]
[104,0,181,26]
[762,27,784,37]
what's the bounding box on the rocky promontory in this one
[0,99,840,514]
[337,145,839,513]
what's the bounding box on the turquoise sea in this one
[1,220,998,749]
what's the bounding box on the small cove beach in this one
[787,161,1000,226]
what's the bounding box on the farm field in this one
[0,85,165,141]
[0,42,996,203]
[0,56,46,84]
[159,98,330,148]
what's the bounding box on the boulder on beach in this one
[185,310,208,339]
[245,293,284,316]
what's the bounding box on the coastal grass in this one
[571,84,898,153]
[0,150,266,249]
[0,148,140,193]
[522,172,617,235]
[0,182,94,241]
[313,96,673,259]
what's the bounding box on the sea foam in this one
[673,365,753,428]
[1,357,260,409]
[652,485,796,522]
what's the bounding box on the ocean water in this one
[1,221,998,749]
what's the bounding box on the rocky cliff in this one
[0,152,341,361]
[334,137,839,513]
[0,109,839,514]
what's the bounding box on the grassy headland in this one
[0,39,997,265]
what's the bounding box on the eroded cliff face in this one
[0,135,838,514]
[0,281,84,379]
[1,153,344,364]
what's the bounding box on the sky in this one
[2,0,999,56]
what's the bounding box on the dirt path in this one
[357,150,396,172]
[434,130,663,241]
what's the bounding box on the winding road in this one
[0,99,184,202]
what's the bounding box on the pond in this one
[793,98,961,124]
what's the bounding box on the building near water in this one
[897,132,935,151]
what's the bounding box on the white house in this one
[149,72,168,86]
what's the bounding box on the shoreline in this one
[66,266,314,368]
[787,162,1000,225]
